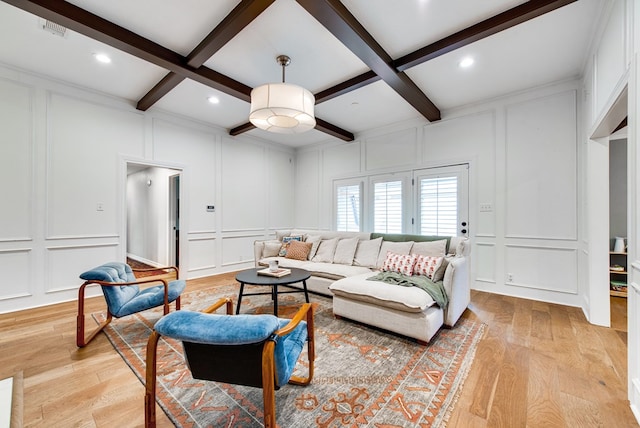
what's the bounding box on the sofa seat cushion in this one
[329,273,437,313]
[300,262,372,280]
[258,258,372,280]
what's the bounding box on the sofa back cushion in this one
[372,233,452,253]
[312,238,339,263]
[353,237,382,268]
[333,237,359,265]
[411,239,447,257]
[376,241,414,268]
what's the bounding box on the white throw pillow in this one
[411,239,447,257]
[305,235,322,260]
[376,241,414,268]
[353,237,383,268]
[312,238,339,263]
[263,240,282,258]
[333,237,359,265]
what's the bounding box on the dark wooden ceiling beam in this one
[296,0,440,121]
[230,116,355,142]
[137,0,275,111]
[314,70,380,104]
[308,0,577,106]
[3,0,253,101]
[395,0,577,72]
[4,0,354,140]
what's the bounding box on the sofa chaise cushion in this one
[329,272,437,313]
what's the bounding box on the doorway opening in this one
[609,127,628,332]
[126,163,182,268]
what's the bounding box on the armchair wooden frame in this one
[76,266,181,348]
[144,297,315,428]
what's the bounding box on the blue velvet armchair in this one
[76,261,186,347]
[144,297,315,428]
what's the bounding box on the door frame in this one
[120,156,187,276]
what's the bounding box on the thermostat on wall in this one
[206,205,215,212]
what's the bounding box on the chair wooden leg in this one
[76,282,112,348]
[145,330,161,428]
[262,342,277,428]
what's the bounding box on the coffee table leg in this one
[236,282,245,314]
[302,280,310,303]
[273,284,278,316]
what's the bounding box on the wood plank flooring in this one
[0,274,636,427]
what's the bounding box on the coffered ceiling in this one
[0,0,602,147]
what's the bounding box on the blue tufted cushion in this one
[155,311,281,345]
[273,318,308,386]
[114,279,186,318]
[80,262,185,318]
[80,262,139,315]
[155,311,307,386]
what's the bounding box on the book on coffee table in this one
[257,267,291,278]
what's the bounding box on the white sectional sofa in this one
[253,229,470,344]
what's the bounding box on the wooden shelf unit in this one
[609,251,627,298]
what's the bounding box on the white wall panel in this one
[505,245,577,294]
[595,0,626,117]
[365,128,417,171]
[153,119,216,233]
[46,243,118,293]
[295,150,320,228]
[187,236,217,273]
[0,249,31,300]
[0,79,32,241]
[323,141,361,177]
[267,149,295,229]
[475,242,496,283]
[505,91,577,239]
[220,139,266,231]
[423,111,495,236]
[47,93,145,238]
[221,235,258,266]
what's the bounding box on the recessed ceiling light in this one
[207,96,220,104]
[459,57,474,68]
[94,53,111,64]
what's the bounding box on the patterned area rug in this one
[98,284,484,427]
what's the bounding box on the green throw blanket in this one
[367,271,449,309]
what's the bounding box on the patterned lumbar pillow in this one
[381,252,418,276]
[285,240,313,261]
[414,255,444,280]
[278,235,303,257]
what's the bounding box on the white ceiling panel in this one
[0,0,604,147]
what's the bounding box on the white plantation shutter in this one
[419,176,458,236]
[374,180,403,233]
[336,183,361,231]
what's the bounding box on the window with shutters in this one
[373,179,403,233]
[335,182,361,232]
[419,176,458,236]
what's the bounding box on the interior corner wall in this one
[295,81,583,307]
[0,66,296,314]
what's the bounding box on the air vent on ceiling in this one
[40,19,67,38]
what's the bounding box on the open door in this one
[169,174,180,267]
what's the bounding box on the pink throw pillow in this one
[414,255,444,280]
[382,252,418,276]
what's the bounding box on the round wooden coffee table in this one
[235,267,311,316]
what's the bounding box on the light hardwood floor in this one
[0,274,636,427]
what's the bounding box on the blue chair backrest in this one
[154,311,307,387]
[80,262,139,315]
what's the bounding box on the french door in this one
[413,164,469,237]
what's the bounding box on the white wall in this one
[295,80,582,307]
[0,65,296,313]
